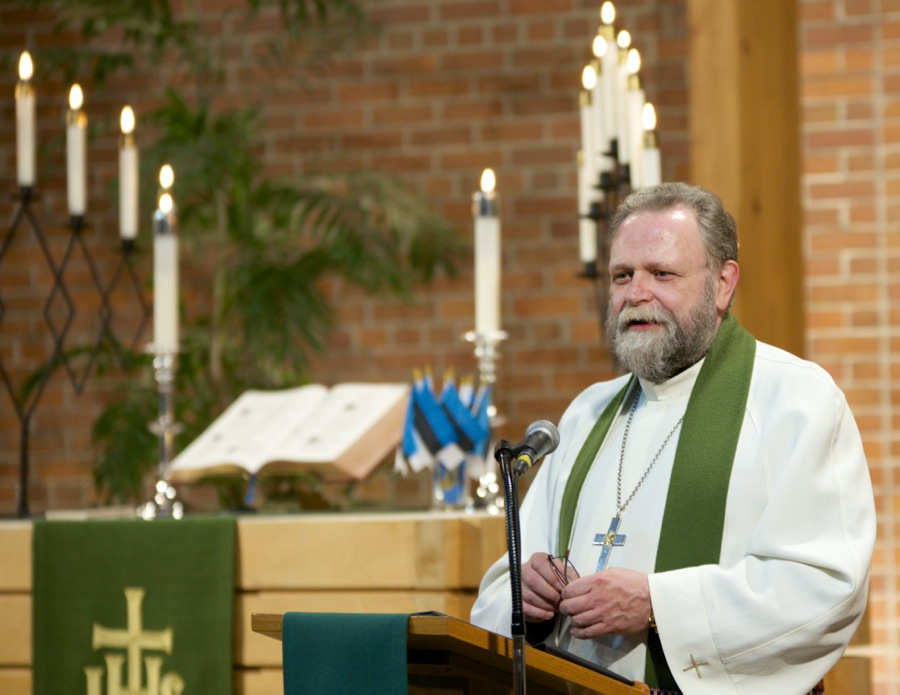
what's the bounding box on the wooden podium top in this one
[252,612,651,695]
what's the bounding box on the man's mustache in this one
[615,306,675,331]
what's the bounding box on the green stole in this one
[556,313,756,689]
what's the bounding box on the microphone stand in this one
[495,439,527,695]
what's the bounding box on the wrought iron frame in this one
[0,185,149,517]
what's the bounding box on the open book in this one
[167,382,409,482]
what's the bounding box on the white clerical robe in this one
[470,341,875,695]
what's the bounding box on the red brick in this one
[849,204,878,224]
[799,1,836,21]
[803,75,874,99]
[810,335,882,355]
[510,0,574,14]
[801,50,839,76]
[439,1,502,21]
[808,283,880,303]
[803,24,875,48]
[808,180,877,200]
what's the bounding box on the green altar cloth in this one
[33,516,236,695]
[282,612,410,694]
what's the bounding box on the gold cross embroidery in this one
[683,653,709,678]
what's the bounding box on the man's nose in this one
[624,272,653,304]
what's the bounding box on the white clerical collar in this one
[638,356,705,403]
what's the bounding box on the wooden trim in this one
[253,613,652,695]
[688,0,804,355]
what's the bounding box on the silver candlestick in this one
[464,329,507,514]
[138,166,182,519]
[137,347,184,519]
[464,329,507,391]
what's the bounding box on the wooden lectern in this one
[252,612,651,694]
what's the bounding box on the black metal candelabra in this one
[0,185,150,517]
[580,137,632,343]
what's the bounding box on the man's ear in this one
[715,260,740,314]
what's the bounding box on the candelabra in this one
[137,348,183,519]
[463,328,507,515]
[577,3,662,345]
[580,137,632,346]
[0,186,150,517]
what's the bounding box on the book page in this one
[169,384,329,477]
[266,383,408,467]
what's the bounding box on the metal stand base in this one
[137,480,184,519]
[138,347,184,520]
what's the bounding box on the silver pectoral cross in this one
[593,514,626,571]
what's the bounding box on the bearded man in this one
[470,182,875,695]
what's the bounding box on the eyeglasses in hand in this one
[547,550,578,586]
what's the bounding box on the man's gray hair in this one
[608,182,739,268]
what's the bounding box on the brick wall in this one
[0,0,897,691]
[799,2,899,692]
[0,0,690,514]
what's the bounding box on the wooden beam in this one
[688,0,804,356]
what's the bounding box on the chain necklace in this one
[617,386,685,516]
[593,386,685,571]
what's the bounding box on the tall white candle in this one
[599,2,619,142]
[642,102,662,187]
[579,68,597,192]
[473,168,501,335]
[592,35,617,153]
[579,66,601,266]
[577,150,598,265]
[588,56,609,173]
[66,84,87,216]
[614,30,631,165]
[153,165,179,350]
[15,51,35,188]
[119,106,139,240]
[625,49,646,189]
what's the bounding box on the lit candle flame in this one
[120,105,135,135]
[68,83,83,111]
[642,102,657,131]
[593,34,608,59]
[480,168,496,194]
[617,30,631,49]
[159,164,174,190]
[601,2,616,25]
[159,192,174,214]
[582,64,597,90]
[627,48,641,75]
[18,51,33,81]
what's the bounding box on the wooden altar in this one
[0,511,870,694]
[0,511,506,694]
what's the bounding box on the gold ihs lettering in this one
[84,587,184,695]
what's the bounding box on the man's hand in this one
[521,552,582,622]
[558,567,651,638]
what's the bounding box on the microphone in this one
[512,420,560,474]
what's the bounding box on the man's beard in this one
[606,277,719,383]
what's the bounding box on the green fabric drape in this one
[33,516,235,695]
[282,612,410,694]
